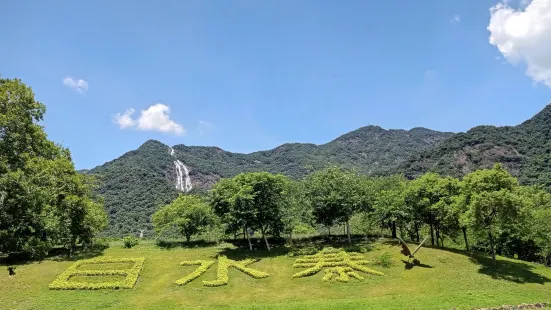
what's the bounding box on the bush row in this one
[175,256,270,287]
[292,249,384,278]
[322,267,364,282]
[175,260,214,286]
[49,257,145,290]
[202,256,270,287]
[202,256,230,287]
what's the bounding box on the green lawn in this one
[1,239,551,310]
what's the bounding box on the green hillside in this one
[2,239,550,310]
[401,104,551,188]
[89,126,452,236]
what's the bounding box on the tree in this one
[517,186,551,266]
[303,167,365,243]
[39,155,108,255]
[152,195,216,243]
[372,175,408,239]
[405,173,449,246]
[461,164,521,264]
[280,180,312,245]
[209,172,288,250]
[0,77,107,259]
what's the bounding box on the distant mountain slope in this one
[89,126,452,236]
[90,140,179,236]
[400,104,551,188]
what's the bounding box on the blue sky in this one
[2,0,550,169]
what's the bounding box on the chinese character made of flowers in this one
[292,248,384,282]
[176,255,269,287]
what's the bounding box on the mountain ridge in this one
[89,125,453,236]
[90,104,551,236]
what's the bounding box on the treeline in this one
[153,165,551,266]
[0,78,108,260]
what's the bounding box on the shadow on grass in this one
[0,244,108,268]
[155,239,218,250]
[401,259,433,270]
[423,246,550,284]
[380,238,549,284]
[467,252,550,284]
[218,235,380,260]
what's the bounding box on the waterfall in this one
[169,147,193,192]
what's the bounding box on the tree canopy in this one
[0,77,107,259]
[152,195,215,242]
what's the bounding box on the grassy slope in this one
[1,240,550,310]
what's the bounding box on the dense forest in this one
[153,166,551,266]
[401,104,551,188]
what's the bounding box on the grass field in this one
[1,238,551,310]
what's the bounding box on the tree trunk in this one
[243,226,247,241]
[186,235,191,243]
[429,213,435,246]
[246,227,252,251]
[391,221,397,238]
[415,223,420,242]
[69,237,77,258]
[489,231,496,265]
[346,221,351,244]
[260,226,271,251]
[328,226,331,237]
[288,231,293,246]
[435,228,441,247]
[462,227,469,251]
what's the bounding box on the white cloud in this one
[113,104,185,135]
[137,104,185,134]
[197,120,214,136]
[62,76,88,94]
[114,108,137,129]
[521,0,532,7]
[488,0,551,87]
[450,14,461,23]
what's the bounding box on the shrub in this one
[175,260,215,286]
[177,256,269,287]
[122,236,139,248]
[292,248,384,280]
[49,257,145,290]
[376,252,394,268]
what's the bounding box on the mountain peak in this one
[138,139,168,150]
[519,103,551,129]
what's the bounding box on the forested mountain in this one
[401,104,551,188]
[89,104,551,237]
[89,126,452,236]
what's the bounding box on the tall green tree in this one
[152,195,216,242]
[280,180,312,245]
[405,173,461,247]
[209,172,288,250]
[0,77,107,259]
[517,186,551,266]
[461,164,522,264]
[303,167,366,243]
[372,175,408,239]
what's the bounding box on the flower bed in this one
[49,257,145,290]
